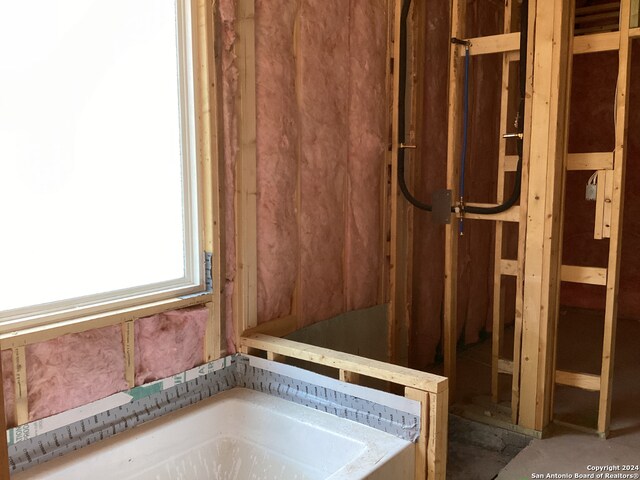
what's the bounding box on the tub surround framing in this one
[3,344,446,480]
[241,334,448,480]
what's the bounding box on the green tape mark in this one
[128,382,163,401]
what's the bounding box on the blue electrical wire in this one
[458,45,470,235]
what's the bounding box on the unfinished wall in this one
[2,307,208,427]
[561,42,640,319]
[410,0,504,369]
[253,1,388,327]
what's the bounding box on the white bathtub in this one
[16,388,414,479]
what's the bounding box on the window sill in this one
[0,291,213,349]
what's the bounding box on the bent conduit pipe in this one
[397,0,528,215]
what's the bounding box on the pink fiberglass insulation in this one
[255,0,300,324]
[345,0,387,310]
[298,0,350,325]
[2,350,15,427]
[134,307,207,385]
[219,0,238,351]
[26,325,128,422]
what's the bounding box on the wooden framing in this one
[548,0,634,438]
[518,0,574,431]
[234,0,258,341]
[460,30,621,56]
[443,0,465,402]
[122,321,135,389]
[389,0,413,368]
[196,0,226,363]
[0,357,8,480]
[241,333,449,480]
[457,0,636,438]
[597,0,633,436]
[491,0,515,405]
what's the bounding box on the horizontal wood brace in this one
[574,31,620,54]
[464,32,519,56]
[500,259,518,276]
[560,265,607,286]
[462,204,520,222]
[575,2,619,16]
[0,294,213,350]
[566,152,614,171]
[241,334,448,393]
[459,31,622,57]
[555,370,601,391]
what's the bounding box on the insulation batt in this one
[26,325,128,422]
[345,0,387,311]
[250,1,388,326]
[298,0,350,325]
[219,0,238,352]
[4,307,207,425]
[255,0,300,324]
[135,307,207,385]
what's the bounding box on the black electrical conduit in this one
[397,0,528,215]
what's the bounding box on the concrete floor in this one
[447,415,531,480]
[449,309,640,479]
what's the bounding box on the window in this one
[0,0,205,328]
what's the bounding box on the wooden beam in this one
[594,171,607,239]
[12,347,28,426]
[575,11,620,25]
[576,2,620,16]
[405,388,429,480]
[389,0,412,368]
[266,351,286,363]
[234,0,258,341]
[462,204,520,222]
[427,390,448,480]
[0,353,9,479]
[566,152,614,171]
[456,30,620,58]
[573,31,620,54]
[599,0,633,437]
[560,265,607,286]
[465,32,520,56]
[339,369,360,384]
[500,259,518,277]
[241,333,448,393]
[197,0,225,363]
[0,294,212,350]
[122,321,135,389]
[556,370,601,391]
[380,0,395,306]
[519,0,574,431]
[602,169,614,238]
[444,0,466,402]
[492,14,513,403]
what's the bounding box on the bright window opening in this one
[0,0,202,324]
